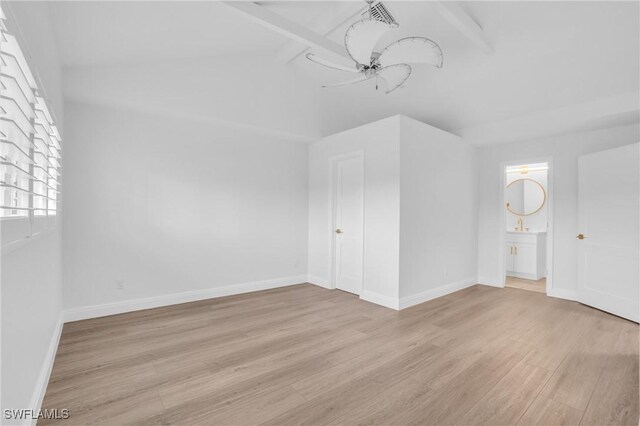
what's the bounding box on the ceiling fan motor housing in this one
[306,0,442,94]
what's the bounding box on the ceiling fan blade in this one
[305,53,359,73]
[378,37,443,68]
[344,19,394,66]
[322,74,370,88]
[376,64,411,94]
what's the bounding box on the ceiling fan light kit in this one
[306,0,443,94]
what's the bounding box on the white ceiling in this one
[46,1,640,143]
[48,1,290,67]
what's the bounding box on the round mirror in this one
[505,178,546,216]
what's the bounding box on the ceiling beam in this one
[276,3,367,64]
[433,2,494,55]
[221,1,351,61]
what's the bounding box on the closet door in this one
[577,143,639,322]
[332,154,364,295]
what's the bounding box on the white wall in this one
[62,103,309,312]
[307,116,401,303]
[308,115,478,309]
[398,116,478,300]
[1,1,64,421]
[62,55,322,142]
[477,123,640,297]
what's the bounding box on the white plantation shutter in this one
[0,9,61,224]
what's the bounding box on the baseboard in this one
[506,271,543,280]
[480,280,578,303]
[477,276,503,288]
[28,313,64,425]
[360,290,400,310]
[547,288,577,302]
[307,275,331,289]
[399,277,478,310]
[63,275,308,322]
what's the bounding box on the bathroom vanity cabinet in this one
[505,232,546,280]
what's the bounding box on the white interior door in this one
[578,143,639,322]
[333,154,364,295]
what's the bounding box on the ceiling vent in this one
[362,2,398,27]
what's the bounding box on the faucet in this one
[516,217,524,232]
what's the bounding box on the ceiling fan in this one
[306,0,443,94]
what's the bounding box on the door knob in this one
[335,229,343,234]
[577,233,586,240]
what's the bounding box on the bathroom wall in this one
[505,168,548,232]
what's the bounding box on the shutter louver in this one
[0,12,61,218]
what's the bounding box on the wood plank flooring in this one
[40,284,638,425]
[505,276,546,294]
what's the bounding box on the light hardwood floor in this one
[41,284,638,425]
[505,276,546,294]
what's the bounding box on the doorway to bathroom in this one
[500,160,552,294]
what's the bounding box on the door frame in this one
[329,150,365,293]
[498,156,554,295]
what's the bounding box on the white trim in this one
[547,288,577,302]
[399,278,477,310]
[506,271,542,281]
[359,290,400,310]
[1,226,56,256]
[498,156,554,294]
[329,150,365,294]
[28,313,64,425]
[67,100,315,145]
[307,274,331,289]
[63,275,307,322]
[545,158,555,296]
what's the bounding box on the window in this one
[0,10,61,224]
